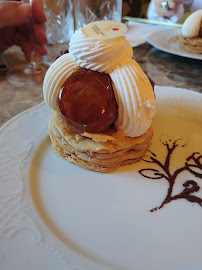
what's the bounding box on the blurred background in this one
[122,0,151,18]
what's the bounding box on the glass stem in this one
[24,51,42,75]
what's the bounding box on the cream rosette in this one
[110,59,156,137]
[182,10,202,38]
[69,28,133,73]
[43,53,78,111]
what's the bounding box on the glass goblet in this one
[7,0,47,86]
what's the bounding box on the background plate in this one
[0,86,202,270]
[147,28,202,60]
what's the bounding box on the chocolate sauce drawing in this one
[139,137,202,212]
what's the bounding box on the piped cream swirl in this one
[43,53,78,111]
[110,59,156,137]
[182,10,202,38]
[69,28,133,73]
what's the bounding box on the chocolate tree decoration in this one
[139,137,202,212]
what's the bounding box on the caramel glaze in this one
[58,68,118,134]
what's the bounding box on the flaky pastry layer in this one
[48,110,153,172]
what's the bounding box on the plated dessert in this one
[178,9,202,54]
[43,21,156,172]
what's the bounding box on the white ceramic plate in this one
[147,28,202,60]
[1,86,202,270]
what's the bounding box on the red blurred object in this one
[56,49,69,60]
[147,75,155,90]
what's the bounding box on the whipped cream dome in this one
[43,26,156,137]
[182,10,202,38]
